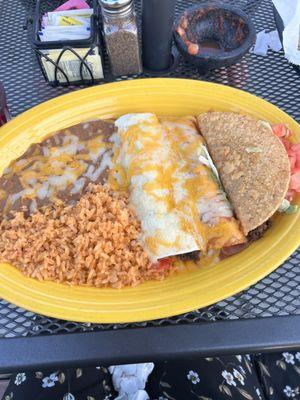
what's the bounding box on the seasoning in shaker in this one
[100,0,142,77]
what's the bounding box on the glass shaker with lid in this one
[100,0,142,77]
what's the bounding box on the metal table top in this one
[0,0,299,371]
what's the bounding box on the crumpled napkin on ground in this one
[108,363,154,400]
[272,0,300,65]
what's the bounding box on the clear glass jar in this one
[100,0,142,77]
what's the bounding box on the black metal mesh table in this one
[0,0,299,371]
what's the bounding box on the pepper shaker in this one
[100,0,142,77]
[142,0,176,71]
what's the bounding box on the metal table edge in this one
[0,0,299,371]
[0,315,299,371]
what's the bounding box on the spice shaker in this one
[100,0,142,77]
[142,0,176,71]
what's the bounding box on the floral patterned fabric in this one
[3,367,116,400]
[254,352,300,399]
[147,354,264,400]
[2,351,300,400]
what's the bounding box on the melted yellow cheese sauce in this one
[1,123,113,215]
[161,116,245,250]
[109,114,245,262]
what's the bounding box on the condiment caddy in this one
[32,0,105,86]
[30,0,176,86]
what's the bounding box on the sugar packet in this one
[55,0,90,11]
[48,15,90,26]
[40,47,103,82]
[46,9,93,27]
[39,26,91,41]
[40,9,93,41]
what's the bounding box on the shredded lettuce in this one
[285,205,299,214]
[199,145,221,183]
[278,199,298,214]
[245,146,263,153]
[259,120,273,131]
[197,145,234,211]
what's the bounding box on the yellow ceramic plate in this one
[0,78,299,323]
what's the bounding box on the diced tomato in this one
[281,137,292,151]
[290,144,300,169]
[272,123,291,138]
[291,143,300,152]
[290,170,300,192]
[286,190,295,202]
[271,124,300,201]
[289,154,297,171]
[155,257,174,270]
[286,144,300,174]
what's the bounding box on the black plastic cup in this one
[142,0,176,71]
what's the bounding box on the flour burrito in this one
[111,113,245,262]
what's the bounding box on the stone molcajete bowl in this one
[174,3,256,72]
